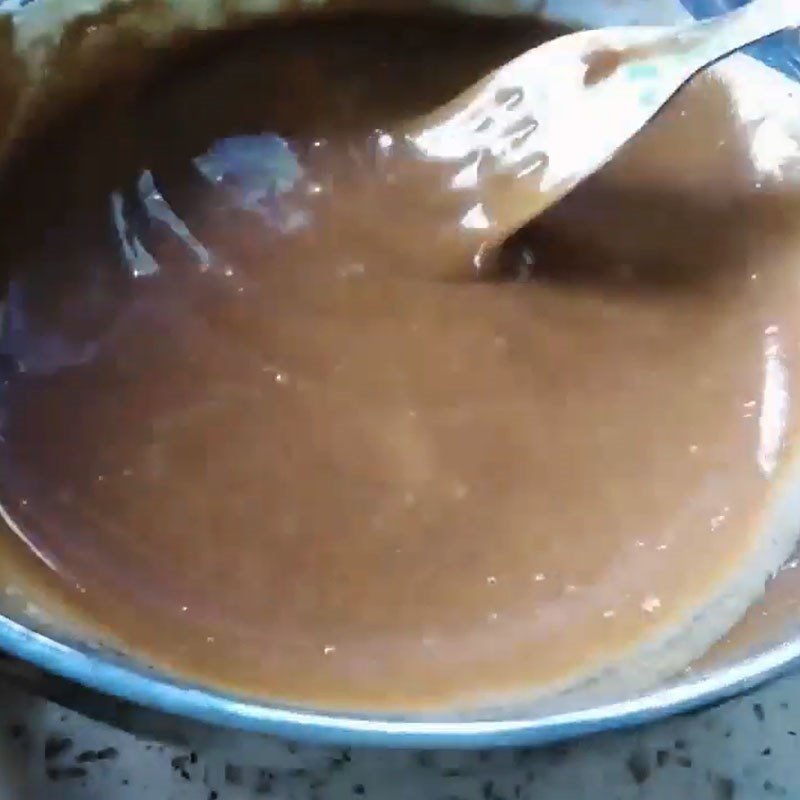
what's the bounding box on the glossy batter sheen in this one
[0,15,799,711]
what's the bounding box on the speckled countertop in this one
[1,667,800,799]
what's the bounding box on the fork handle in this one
[682,0,800,68]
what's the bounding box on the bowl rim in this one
[0,610,798,747]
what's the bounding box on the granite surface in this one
[1,669,800,799]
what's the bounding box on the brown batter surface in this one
[0,14,799,711]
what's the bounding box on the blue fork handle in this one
[683,0,800,80]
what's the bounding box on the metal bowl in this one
[0,0,798,748]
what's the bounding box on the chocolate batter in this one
[0,14,799,711]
